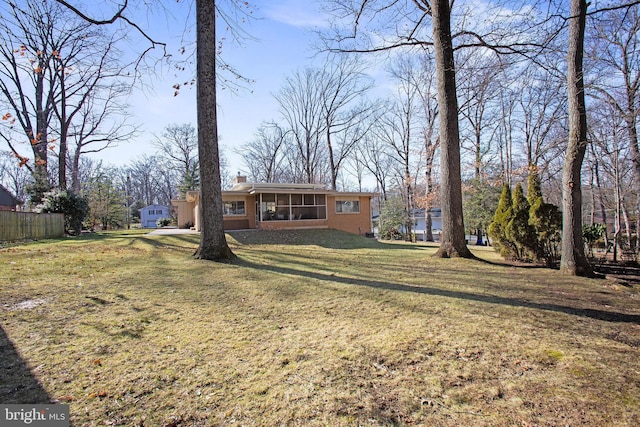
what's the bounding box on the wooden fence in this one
[0,211,65,241]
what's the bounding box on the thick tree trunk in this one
[560,0,593,276]
[193,0,236,261]
[432,0,472,258]
[29,66,51,203]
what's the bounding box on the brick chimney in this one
[233,173,247,185]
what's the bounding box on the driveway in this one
[147,228,199,235]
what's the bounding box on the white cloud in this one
[260,0,328,29]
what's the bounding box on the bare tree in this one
[495,80,518,186]
[588,4,640,250]
[588,101,633,260]
[66,85,137,192]
[343,150,368,192]
[154,123,199,197]
[514,66,566,169]
[0,0,81,200]
[319,55,375,190]
[275,67,327,184]
[240,122,290,183]
[379,55,430,241]
[128,155,162,206]
[0,0,138,204]
[457,52,503,179]
[53,37,136,191]
[359,133,394,200]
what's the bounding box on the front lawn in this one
[1,229,639,426]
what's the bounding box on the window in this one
[260,193,327,221]
[224,201,246,216]
[336,199,360,214]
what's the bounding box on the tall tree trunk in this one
[432,0,472,258]
[624,115,640,252]
[193,0,236,261]
[31,65,51,202]
[622,197,632,244]
[425,168,434,242]
[327,125,337,190]
[58,127,68,189]
[592,151,609,248]
[560,0,593,276]
[57,69,68,190]
[71,148,81,192]
[405,171,412,241]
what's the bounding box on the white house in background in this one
[372,207,443,241]
[139,204,170,228]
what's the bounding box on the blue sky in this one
[92,0,331,174]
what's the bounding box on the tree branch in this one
[53,0,166,50]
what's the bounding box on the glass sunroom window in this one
[259,193,326,221]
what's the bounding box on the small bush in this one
[376,197,407,241]
[36,188,89,236]
[583,223,606,257]
[156,217,172,227]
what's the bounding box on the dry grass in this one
[1,229,639,426]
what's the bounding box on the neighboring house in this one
[372,207,443,241]
[0,185,23,211]
[172,176,375,235]
[408,207,443,241]
[139,204,170,228]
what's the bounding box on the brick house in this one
[172,176,374,236]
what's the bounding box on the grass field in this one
[1,229,639,426]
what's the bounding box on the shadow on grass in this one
[0,326,51,404]
[227,229,388,250]
[122,234,199,251]
[475,257,558,270]
[237,258,640,325]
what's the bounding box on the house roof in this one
[139,204,169,212]
[0,184,22,207]
[178,184,375,202]
[231,181,327,193]
[230,181,374,197]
